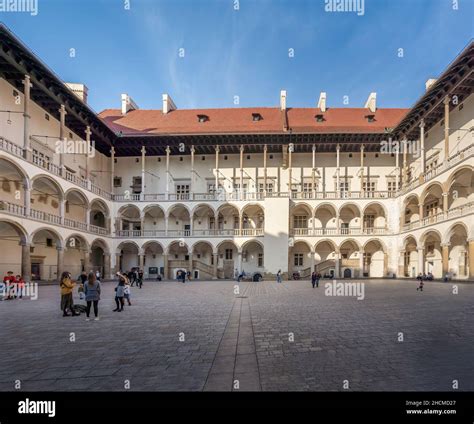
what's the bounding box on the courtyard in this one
[0,279,473,391]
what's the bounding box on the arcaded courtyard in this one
[1,279,473,391]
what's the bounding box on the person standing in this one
[3,271,15,300]
[84,272,101,321]
[138,269,144,289]
[128,269,135,287]
[95,269,101,282]
[276,270,282,284]
[316,272,321,288]
[311,271,317,288]
[124,278,132,306]
[114,273,126,312]
[60,272,78,317]
[16,275,25,299]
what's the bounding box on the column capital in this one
[239,144,244,153]
[312,144,316,153]
[110,146,115,155]
[440,243,451,248]
[85,125,92,137]
[59,104,67,115]
[263,144,268,152]
[336,144,340,151]
[443,95,450,105]
[141,145,146,155]
[419,119,425,129]
[165,146,171,154]
[360,144,365,152]
[215,145,220,153]
[190,145,195,153]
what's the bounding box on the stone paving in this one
[0,278,473,391]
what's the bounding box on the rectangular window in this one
[258,182,274,193]
[294,253,304,267]
[113,177,122,188]
[258,253,264,267]
[132,177,142,194]
[363,181,376,192]
[364,215,375,229]
[338,181,350,192]
[387,180,400,192]
[225,249,233,260]
[176,184,190,200]
[293,215,308,229]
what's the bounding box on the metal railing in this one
[292,227,388,236]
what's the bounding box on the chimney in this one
[425,79,437,91]
[364,92,377,113]
[318,92,327,112]
[65,83,88,103]
[280,90,287,111]
[121,94,139,115]
[162,93,177,114]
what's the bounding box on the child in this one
[416,280,424,291]
[124,281,131,306]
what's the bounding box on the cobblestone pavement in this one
[0,279,473,391]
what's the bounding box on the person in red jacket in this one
[3,271,15,300]
[16,275,25,299]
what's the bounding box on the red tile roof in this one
[99,107,409,136]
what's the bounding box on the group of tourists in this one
[59,269,136,321]
[177,270,190,283]
[125,268,144,288]
[1,271,26,300]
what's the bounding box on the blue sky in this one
[1,0,473,112]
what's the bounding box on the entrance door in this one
[31,263,41,280]
[184,224,191,236]
[343,268,352,278]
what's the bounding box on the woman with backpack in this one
[84,272,101,321]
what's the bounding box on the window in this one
[363,181,376,192]
[132,177,142,194]
[233,216,239,229]
[367,115,375,122]
[258,253,264,267]
[425,201,439,217]
[65,201,69,213]
[387,180,399,192]
[176,184,190,199]
[294,253,304,267]
[302,182,314,192]
[209,216,215,229]
[258,182,274,193]
[293,215,308,229]
[225,249,233,260]
[113,177,122,188]
[252,113,262,121]
[207,182,223,194]
[233,183,248,192]
[363,215,375,229]
[315,114,324,122]
[46,238,53,247]
[338,181,350,192]
[197,114,209,122]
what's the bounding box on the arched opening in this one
[91,239,108,277]
[31,228,63,281]
[363,239,386,277]
[421,183,443,223]
[363,203,387,234]
[446,224,469,279]
[241,204,264,236]
[403,195,420,228]
[217,240,239,278]
[339,239,361,278]
[31,176,62,222]
[421,231,442,279]
[64,189,88,226]
[167,204,191,237]
[290,204,312,235]
[289,240,312,278]
[89,199,109,231]
[117,205,141,236]
[241,240,264,275]
[447,167,474,209]
[216,204,240,236]
[64,234,88,278]
[117,241,139,274]
[142,241,164,279]
[167,241,190,279]
[192,204,215,237]
[402,236,419,278]
[339,203,361,235]
[191,241,214,279]
[0,158,28,213]
[314,240,337,278]
[0,220,28,280]
[143,205,165,236]
[314,204,337,235]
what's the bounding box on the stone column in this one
[24,185,31,217]
[165,146,171,200]
[334,251,340,279]
[239,145,244,199]
[84,250,91,272]
[359,249,364,277]
[213,253,218,279]
[312,144,316,198]
[360,144,365,193]
[263,144,268,196]
[110,147,115,195]
[395,143,401,190]
[59,199,65,225]
[442,243,450,276]
[383,252,388,277]
[398,250,405,277]
[402,138,407,188]
[188,251,193,275]
[288,144,292,194]
[104,253,111,280]
[21,242,31,282]
[444,96,450,162]
[419,203,424,223]
[310,250,315,273]
[165,216,169,237]
[190,146,195,197]
[115,252,121,273]
[417,247,424,276]
[238,250,243,274]
[442,192,449,217]
[141,145,146,200]
[85,125,91,189]
[23,75,32,159]
[419,119,425,180]
[336,144,340,195]
[57,247,64,281]
[86,208,91,229]
[163,254,169,279]
[215,145,220,196]
[59,104,67,175]
[139,253,145,270]
[468,240,474,280]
